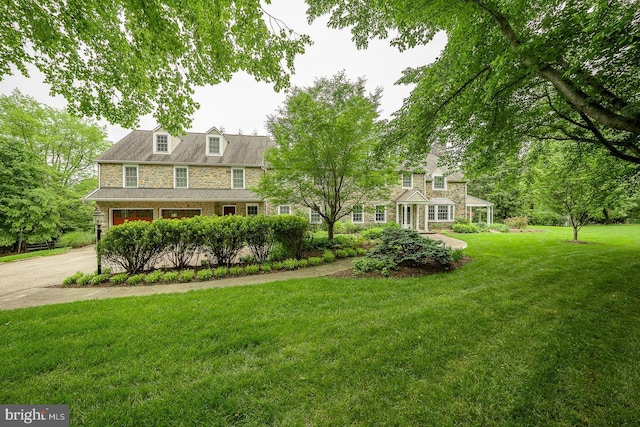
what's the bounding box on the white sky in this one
[0,0,446,143]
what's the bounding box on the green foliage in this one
[353,257,395,277]
[99,221,163,274]
[110,273,128,286]
[490,223,510,233]
[297,259,308,268]
[196,269,213,282]
[260,263,272,272]
[345,248,358,257]
[361,227,384,240]
[271,262,284,270]
[144,270,164,284]
[451,249,465,262]
[228,267,244,277]
[162,271,179,283]
[198,215,248,267]
[453,223,480,234]
[178,270,195,283]
[526,211,565,226]
[282,259,299,270]
[245,215,276,263]
[270,215,309,259]
[62,271,84,286]
[126,274,146,286]
[504,216,529,230]
[454,216,470,225]
[90,273,111,285]
[307,257,324,266]
[56,231,95,249]
[148,217,199,269]
[322,250,336,263]
[77,273,95,286]
[356,248,368,256]
[244,264,260,275]
[335,249,348,259]
[213,267,229,279]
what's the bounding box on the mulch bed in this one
[327,256,473,279]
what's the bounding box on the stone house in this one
[85,127,493,230]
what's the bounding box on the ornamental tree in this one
[255,72,395,240]
[305,0,640,166]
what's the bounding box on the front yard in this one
[1,225,639,426]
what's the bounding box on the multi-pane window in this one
[231,168,244,189]
[247,205,259,216]
[352,204,364,223]
[375,205,386,223]
[155,134,169,153]
[428,206,435,221]
[437,205,449,220]
[429,205,454,221]
[278,205,290,215]
[124,165,138,188]
[208,136,221,155]
[310,209,322,224]
[433,175,446,190]
[402,173,413,189]
[174,166,188,188]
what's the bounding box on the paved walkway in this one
[0,234,466,311]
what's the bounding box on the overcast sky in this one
[0,1,446,143]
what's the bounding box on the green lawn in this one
[0,247,69,263]
[1,225,640,426]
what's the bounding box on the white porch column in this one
[396,204,400,225]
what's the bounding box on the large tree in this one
[255,72,395,240]
[305,0,640,166]
[1,1,309,134]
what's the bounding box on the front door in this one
[402,205,412,229]
[223,205,236,216]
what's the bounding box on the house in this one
[85,127,493,231]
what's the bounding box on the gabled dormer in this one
[205,127,228,156]
[152,125,180,154]
[431,167,447,191]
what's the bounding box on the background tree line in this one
[0,90,110,252]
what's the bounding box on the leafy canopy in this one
[1,0,310,134]
[255,72,395,239]
[305,0,640,166]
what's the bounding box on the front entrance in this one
[401,205,412,229]
[223,205,236,216]
[112,209,154,226]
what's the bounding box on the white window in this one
[310,209,322,224]
[433,175,446,190]
[428,206,435,221]
[124,165,138,188]
[402,173,413,189]
[278,205,290,215]
[246,204,259,216]
[155,134,169,153]
[207,136,221,155]
[375,205,386,223]
[231,168,245,189]
[429,205,454,221]
[174,166,188,188]
[352,204,364,223]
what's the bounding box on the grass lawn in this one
[1,225,640,426]
[0,247,69,263]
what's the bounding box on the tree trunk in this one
[573,225,579,242]
[327,221,335,241]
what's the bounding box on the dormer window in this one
[155,133,169,153]
[433,175,446,190]
[207,136,221,155]
[402,173,413,189]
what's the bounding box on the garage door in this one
[112,209,154,226]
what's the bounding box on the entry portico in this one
[395,189,429,231]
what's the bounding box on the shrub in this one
[297,259,308,268]
[490,223,510,233]
[90,273,111,285]
[245,215,275,263]
[148,217,200,269]
[144,270,164,284]
[178,269,195,282]
[343,221,364,234]
[244,264,260,275]
[268,243,289,262]
[505,216,529,230]
[475,221,489,231]
[99,221,164,274]
[163,271,180,283]
[356,248,368,256]
[271,261,284,270]
[527,211,565,226]
[335,249,348,258]
[271,215,309,259]
[454,216,470,225]
[323,250,335,263]
[229,266,244,276]
[62,271,84,286]
[354,257,395,277]
[127,274,146,285]
[307,256,324,266]
[361,227,384,240]
[56,231,95,248]
[345,248,357,257]
[453,223,480,234]
[260,263,272,272]
[451,249,465,262]
[197,269,213,281]
[213,267,229,278]
[77,273,95,286]
[332,235,358,249]
[198,215,248,267]
[282,258,299,270]
[110,273,129,285]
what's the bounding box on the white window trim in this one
[432,175,447,191]
[402,173,413,189]
[278,205,291,215]
[429,205,455,222]
[153,132,170,154]
[206,135,222,156]
[174,166,189,189]
[246,204,259,216]
[231,167,245,189]
[123,164,138,188]
[375,205,387,223]
[309,208,322,224]
[352,204,364,224]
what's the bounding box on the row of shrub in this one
[98,215,310,274]
[64,246,368,287]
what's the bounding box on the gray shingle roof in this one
[97,130,275,166]
[84,188,262,202]
[400,153,465,182]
